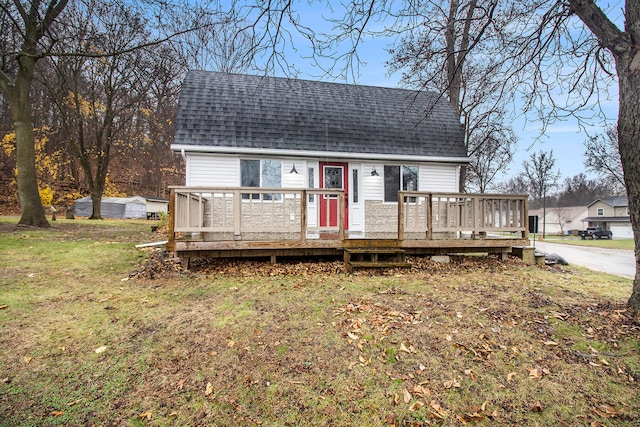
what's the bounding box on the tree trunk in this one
[11,59,50,228]
[89,192,102,220]
[616,54,640,310]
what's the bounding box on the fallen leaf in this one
[542,340,558,346]
[98,294,114,302]
[412,384,431,397]
[139,411,153,420]
[205,382,213,395]
[22,356,32,364]
[348,361,358,370]
[227,340,235,348]
[400,342,413,353]
[445,335,453,341]
[409,401,424,411]
[443,378,461,389]
[529,401,543,412]
[94,345,107,354]
[403,388,412,403]
[50,411,64,417]
[0,305,8,310]
[66,399,81,407]
[528,368,543,379]
[430,400,449,418]
[507,372,517,382]
[347,332,359,341]
[464,369,477,381]
[177,379,186,390]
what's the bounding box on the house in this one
[167,71,530,267]
[528,206,588,235]
[582,196,633,238]
[171,71,469,236]
[74,196,168,219]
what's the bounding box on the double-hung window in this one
[384,165,418,202]
[241,159,282,200]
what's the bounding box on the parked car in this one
[579,227,613,239]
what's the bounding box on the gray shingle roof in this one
[173,71,466,159]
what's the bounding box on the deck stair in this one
[344,248,411,273]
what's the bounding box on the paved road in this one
[531,240,635,279]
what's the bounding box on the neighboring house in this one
[582,196,633,238]
[74,196,168,219]
[529,206,588,235]
[170,71,468,235]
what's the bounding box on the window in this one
[597,208,604,216]
[384,165,419,202]
[352,169,359,203]
[308,167,315,202]
[241,159,282,200]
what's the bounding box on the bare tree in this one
[584,125,625,194]
[466,131,515,193]
[0,0,217,225]
[386,0,519,191]
[522,150,560,238]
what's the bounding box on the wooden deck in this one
[166,187,530,268]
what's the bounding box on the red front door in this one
[319,162,348,230]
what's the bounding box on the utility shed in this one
[74,196,147,219]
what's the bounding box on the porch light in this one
[371,167,380,176]
[289,163,299,174]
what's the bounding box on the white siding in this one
[362,163,384,200]
[187,154,238,186]
[282,160,306,188]
[420,164,459,192]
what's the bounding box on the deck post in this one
[473,196,480,238]
[168,188,176,251]
[427,193,433,240]
[523,197,529,239]
[398,191,405,241]
[339,191,345,240]
[233,189,241,239]
[300,190,307,240]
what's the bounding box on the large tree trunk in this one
[11,58,50,228]
[89,192,102,219]
[617,57,640,310]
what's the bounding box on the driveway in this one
[531,240,636,279]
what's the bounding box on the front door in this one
[320,162,348,230]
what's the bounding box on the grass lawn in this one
[540,236,635,250]
[1,217,639,426]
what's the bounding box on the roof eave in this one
[171,144,470,164]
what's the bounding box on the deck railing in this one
[168,187,528,242]
[398,192,528,240]
[169,186,345,240]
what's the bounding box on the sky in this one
[245,1,621,188]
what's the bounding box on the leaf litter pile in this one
[1,233,640,426]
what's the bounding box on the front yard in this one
[0,218,638,426]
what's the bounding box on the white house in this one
[528,206,589,236]
[170,71,469,236]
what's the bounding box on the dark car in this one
[581,227,613,239]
